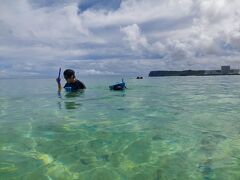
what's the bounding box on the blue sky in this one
[0,0,240,77]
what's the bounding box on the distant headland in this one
[149,66,240,77]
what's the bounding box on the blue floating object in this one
[109,79,127,91]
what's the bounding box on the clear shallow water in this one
[1,76,240,179]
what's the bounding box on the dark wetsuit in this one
[64,80,86,92]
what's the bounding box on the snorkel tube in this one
[58,68,61,81]
[56,68,61,84]
[122,78,127,89]
[57,68,62,97]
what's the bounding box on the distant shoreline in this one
[149,71,240,77]
[149,66,240,77]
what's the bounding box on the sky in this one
[0,0,240,77]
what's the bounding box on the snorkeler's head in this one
[64,69,75,82]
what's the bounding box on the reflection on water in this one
[58,91,85,110]
[64,101,82,110]
[64,90,85,99]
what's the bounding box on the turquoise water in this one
[1,76,240,180]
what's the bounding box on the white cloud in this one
[81,0,194,28]
[84,69,118,75]
[120,24,148,51]
[0,1,98,42]
[1,0,240,77]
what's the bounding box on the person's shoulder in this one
[75,79,82,84]
[76,79,86,88]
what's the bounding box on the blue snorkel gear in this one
[109,78,127,91]
[57,68,62,97]
[56,68,61,84]
[58,68,61,79]
[65,86,72,92]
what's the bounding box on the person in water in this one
[56,69,86,92]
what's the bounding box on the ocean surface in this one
[1,76,240,180]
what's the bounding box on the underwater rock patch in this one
[123,139,151,163]
[152,135,163,141]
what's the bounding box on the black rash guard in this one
[64,80,86,92]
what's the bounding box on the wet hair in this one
[63,69,75,79]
